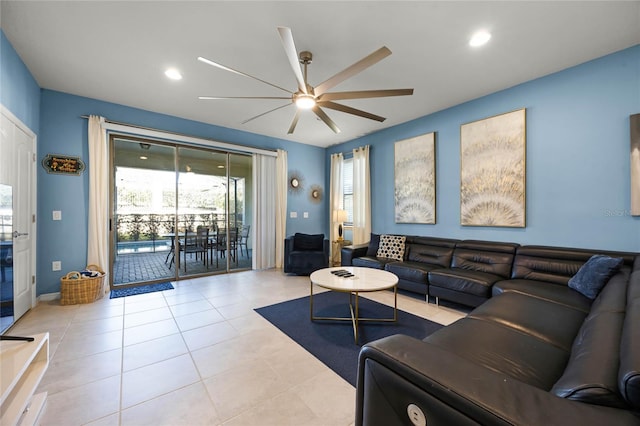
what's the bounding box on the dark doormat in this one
[110,282,174,299]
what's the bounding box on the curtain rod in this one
[332,144,369,157]
[80,115,278,157]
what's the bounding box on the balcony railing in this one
[115,213,243,254]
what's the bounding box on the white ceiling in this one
[2,1,639,148]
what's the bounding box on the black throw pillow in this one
[568,254,624,300]
[366,233,381,256]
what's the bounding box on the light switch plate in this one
[290,211,297,218]
[52,261,62,271]
[303,212,309,218]
[52,210,62,221]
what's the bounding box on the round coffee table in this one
[309,266,399,343]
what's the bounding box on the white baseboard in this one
[37,292,60,302]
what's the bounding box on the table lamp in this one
[334,209,348,241]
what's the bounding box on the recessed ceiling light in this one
[469,30,491,47]
[164,68,182,80]
[139,156,148,160]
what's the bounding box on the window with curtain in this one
[342,157,353,225]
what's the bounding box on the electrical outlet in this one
[52,210,62,221]
[52,261,61,271]
[303,212,309,218]
[290,211,297,218]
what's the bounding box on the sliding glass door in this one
[110,137,252,287]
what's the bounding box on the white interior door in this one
[0,106,36,322]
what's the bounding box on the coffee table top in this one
[310,266,398,293]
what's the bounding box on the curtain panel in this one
[87,115,109,294]
[352,145,371,245]
[252,149,287,269]
[329,153,344,255]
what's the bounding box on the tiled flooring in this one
[8,269,466,425]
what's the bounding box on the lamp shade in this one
[334,209,348,223]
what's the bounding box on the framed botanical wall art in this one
[394,132,436,224]
[460,109,526,227]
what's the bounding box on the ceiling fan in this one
[197,27,414,134]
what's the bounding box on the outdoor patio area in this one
[113,249,252,286]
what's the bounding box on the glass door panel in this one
[111,137,253,287]
[229,153,252,271]
[112,139,177,286]
[176,147,227,277]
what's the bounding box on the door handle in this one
[13,231,28,238]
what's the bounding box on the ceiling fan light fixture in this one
[295,94,316,110]
[469,30,491,47]
[164,68,182,80]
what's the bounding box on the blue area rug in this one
[110,282,174,299]
[255,291,443,386]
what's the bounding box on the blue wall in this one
[328,45,640,252]
[37,90,325,295]
[0,31,40,133]
[4,28,640,296]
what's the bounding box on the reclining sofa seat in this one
[427,240,519,307]
[345,235,459,297]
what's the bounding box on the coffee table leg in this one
[348,291,359,344]
[394,285,398,321]
[309,280,314,320]
[355,291,359,343]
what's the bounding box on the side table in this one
[332,239,352,266]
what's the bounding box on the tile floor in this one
[8,269,466,426]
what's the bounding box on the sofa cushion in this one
[551,312,627,408]
[551,274,630,408]
[425,317,570,390]
[406,243,455,267]
[568,255,624,300]
[450,240,518,278]
[365,233,380,256]
[293,233,324,251]
[619,270,640,410]
[493,279,592,313]
[510,245,635,285]
[352,256,395,270]
[377,234,406,261]
[469,292,587,352]
[429,268,503,298]
[385,261,438,284]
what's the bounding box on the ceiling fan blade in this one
[318,101,386,122]
[312,106,341,134]
[197,56,292,95]
[276,27,308,94]
[199,96,291,100]
[287,111,300,134]
[318,88,414,102]
[314,46,392,96]
[241,103,292,125]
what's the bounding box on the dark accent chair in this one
[284,233,329,275]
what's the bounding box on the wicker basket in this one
[60,264,105,305]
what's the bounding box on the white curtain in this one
[87,116,109,294]
[352,145,371,244]
[252,149,286,269]
[252,153,276,269]
[275,149,287,268]
[329,153,344,256]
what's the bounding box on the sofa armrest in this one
[357,334,640,426]
[341,243,369,266]
[284,236,295,272]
